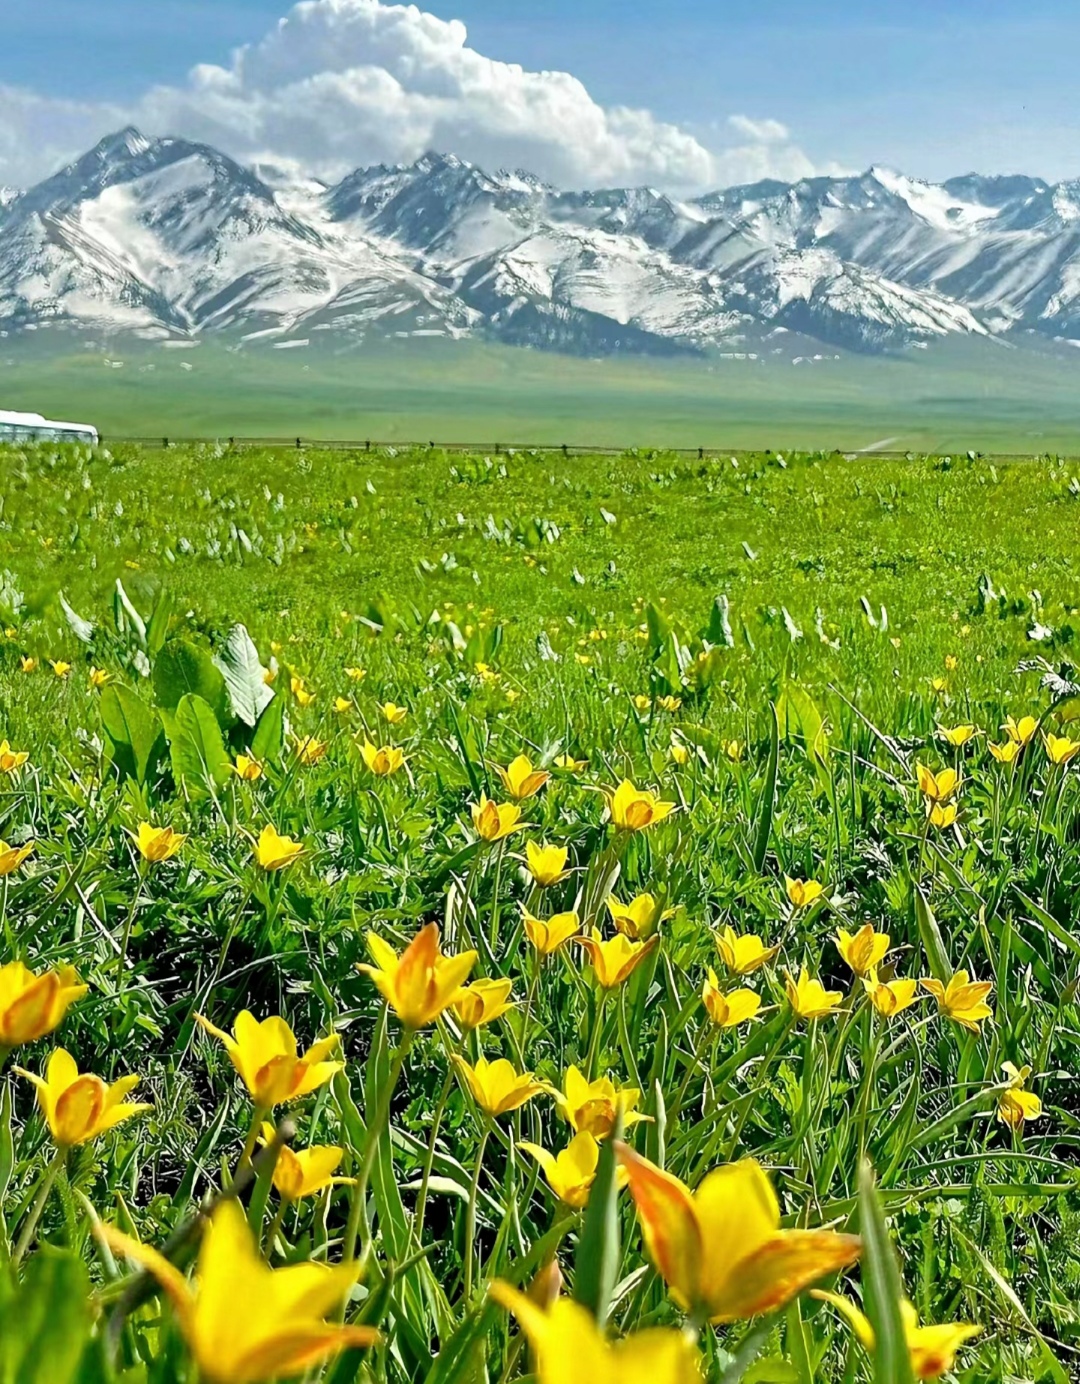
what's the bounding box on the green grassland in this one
[6,332,1080,451]
[0,439,1079,1381]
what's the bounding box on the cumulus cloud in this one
[0,0,825,192]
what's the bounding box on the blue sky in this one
[3,0,1079,187]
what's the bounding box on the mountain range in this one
[2,127,1080,359]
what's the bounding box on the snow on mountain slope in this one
[3,127,1080,357]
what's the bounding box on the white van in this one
[0,410,99,443]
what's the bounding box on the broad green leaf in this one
[214,622,273,728]
[99,683,163,786]
[573,1107,621,1324]
[249,690,285,762]
[169,693,232,798]
[153,638,230,726]
[0,1248,92,1384]
[858,1160,915,1384]
[913,885,951,984]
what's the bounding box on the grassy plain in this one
[0,440,1078,1381]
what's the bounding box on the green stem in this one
[488,840,507,953]
[263,1197,287,1259]
[413,1063,455,1243]
[233,1104,267,1185]
[343,1029,413,1262]
[463,1121,492,1302]
[671,1024,716,1126]
[1,875,13,958]
[116,868,145,986]
[723,1017,793,1162]
[12,1144,67,1267]
[585,989,608,1079]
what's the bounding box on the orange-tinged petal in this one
[616,1144,702,1311]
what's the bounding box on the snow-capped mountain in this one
[2,128,1080,357]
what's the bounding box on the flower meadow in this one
[0,441,1079,1382]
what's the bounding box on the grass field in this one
[0,438,1079,1382]
[6,332,1080,451]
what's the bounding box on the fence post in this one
[296,437,301,449]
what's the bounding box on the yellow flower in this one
[813,1290,979,1380]
[294,687,315,708]
[88,667,111,689]
[134,822,186,864]
[785,968,844,1021]
[262,666,278,686]
[19,657,36,673]
[451,977,515,1030]
[916,764,959,802]
[471,795,522,842]
[656,695,682,713]
[669,742,690,766]
[716,925,779,975]
[380,702,408,726]
[49,659,71,678]
[233,755,263,782]
[293,734,327,766]
[195,1011,343,1108]
[863,972,919,1017]
[632,694,652,713]
[263,1128,348,1202]
[345,666,366,682]
[254,824,304,871]
[524,910,580,956]
[526,841,570,887]
[835,925,890,978]
[0,839,33,876]
[617,1148,861,1323]
[0,962,86,1047]
[701,970,761,1027]
[577,929,658,989]
[333,696,352,715]
[928,802,957,828]
[519,1132,628,1209]
[921,970,993,1032]
[553,754,588,773]
[491,1282,699,1383]
[454,1055,548,1117]
[553,1065,645,1138]
[605,893,673,941]
[1004,715,1038,746]
[358,922,477,1029]
[0,741,28,774]
[15,1048,150,1146]
[939,724,976,747]
[606,780,675,832]
[724,739,744,762]
[104,1200,377,1383]
[785,876,825,910]
[988,739,1020,765]
[997,1061,1042,1130]
[496,754,549,800]
[360,741,405,776]
[1044,732,1080,766]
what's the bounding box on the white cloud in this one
[0,0,825,192]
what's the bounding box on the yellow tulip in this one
[332,696,352,715]
[553,754,588,773]
[632,694,652,713]
[701,970,761,1027]
[451,977,515,1030]
[920,970,993,1032]
[553,1065,645,1138]
[988,739,1020,765]
[669,742,690,766]
[1004,714,1038,746]
[358,922,477,1029]
[380,702,408,726]
[928,802,957,828]
[656,695,682,713]
[294,687,315,708]
[577,929,658,989]
[1044,732,1080,766]
[813,1290,979,1380]
[0,961,86,1047]
[88,667,111,689]
[105,1199,377,1383]
[716,925,779,976]
[471,795,522,842]
[724,739,744,762]
[293,734,327,766]
[785,968,844,1021]
[605,893,673,941]
[785,876,825,910]
[262,1128,348,1202]
[134,822,186,864]
[524,910,580,956]
[345,666,366,682]
[49,659,71,678]
[19,656,36,673]
[0,741,28,774]
[0,840,33,876]
[360,740,405,776]
[496,754,549,800]
[525,841,570,887]
[233,755,263,782]
[195,1011,342,1108]
[491,1281,699,1384]
[606,780,675,832]
[520,1132,628,1209]
[253,824,304,871]
[617,1148,861,1322]
[835,924,890,978]
[15,1048,150,1146]
[916,764,959,802]
[863,972,919,1017]
[453,1055,548,1117]
[997,1061,1042,1131]
[938,724,976,747]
